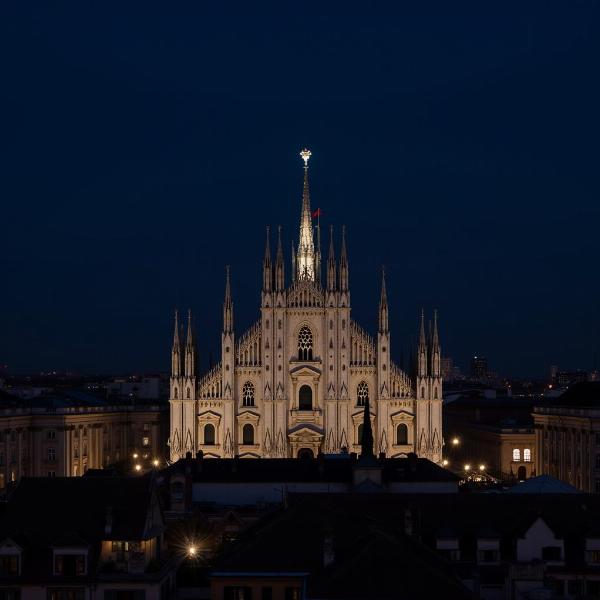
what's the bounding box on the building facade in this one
[533,382,600,493]
[169,150,443,462]
[0,390,168,490]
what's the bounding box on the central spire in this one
[297,148,315,282]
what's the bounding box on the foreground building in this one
[534,381,600,493]
[169,150,443,462]
[210,490,600,600]
[0,389,168,489]
[0,474,177,600]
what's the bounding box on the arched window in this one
[204,424,215,445]
[357,424,364,444]
[298,325,314,360]
[357,381,369,407]
[299,385,313,411]
[242,381,255,407]
[524,448,531,462]
[396,423,408,445]
[242,424,254,445]
[513,448,521,462]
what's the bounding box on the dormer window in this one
[542,546,562,561]
[436,536,460,561]
[0,540,21,576]
[54,552,87,576]
[477,535,500,564]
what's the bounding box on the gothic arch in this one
[298,385,313,410]
[242,424,255,445]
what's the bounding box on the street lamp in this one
[188,545,197,557]
[464,464,471,472]
[442,459,449,467]
[479,464,486,472]
[452,437,460,446]
[134,464,142,472]
[153,459,160,467]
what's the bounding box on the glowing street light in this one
[464,464,471,472]
[153,459,160,467]
[134,464,142,472]
[133,453,139,459]
[442,459,449,467]
[479,464,486,472]
[452,437,460,446]
[188,545,197,557]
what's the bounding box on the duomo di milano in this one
[169,150,443,463]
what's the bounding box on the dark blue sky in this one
[2,4,599,377]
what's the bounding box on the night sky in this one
[2,4,599,378]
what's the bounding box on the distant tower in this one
[296,149,316,281]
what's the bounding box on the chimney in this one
[323,529,335,567]
[404,508,413,536]
[407,452,418,473]
[104,506,113,535]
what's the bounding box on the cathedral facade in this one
[169,150,443,463]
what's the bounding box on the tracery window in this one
[357,381,369,407]
[298,325,314,361]
[242,424,254,445]
[242,381,255,407]
[396,423,408,445]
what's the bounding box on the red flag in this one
[312,208,322,219]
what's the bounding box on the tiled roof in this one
[213,496,474,600]
[168,454,459,484]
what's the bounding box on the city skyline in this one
[2,5,599,378]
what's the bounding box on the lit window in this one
[524,448,531,462]
[142,437,150,447]
[513,449,521,462]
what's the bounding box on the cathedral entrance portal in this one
[298,448,314,460]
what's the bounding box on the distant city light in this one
[133,453,138,459]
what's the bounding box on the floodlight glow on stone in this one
[300,148,311,166]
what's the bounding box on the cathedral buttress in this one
[261,226,275,456]
[221,266,235,457]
